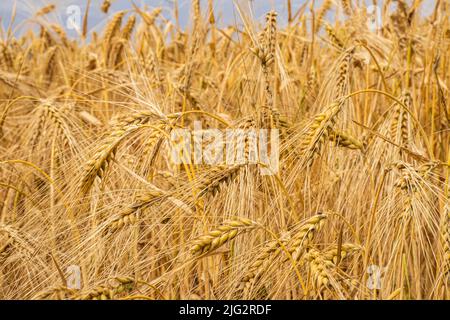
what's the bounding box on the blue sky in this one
[0,1,436,39]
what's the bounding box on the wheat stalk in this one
[325,23,345,50]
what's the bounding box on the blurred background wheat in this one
[0,0,449,300]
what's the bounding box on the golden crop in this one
[0,0,449,300]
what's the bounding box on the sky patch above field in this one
[0,0,437,40]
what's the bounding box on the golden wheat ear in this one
[190,217,258,256]
[107,189,167,232]
[299,103,342,168]
[442,203,450,278]
[101,0,111,14]
[329,129,364,150]
[237,213,328,297]
[286,213,328,261]
[304,248,335,289]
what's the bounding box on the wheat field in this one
[0,0,449,300]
